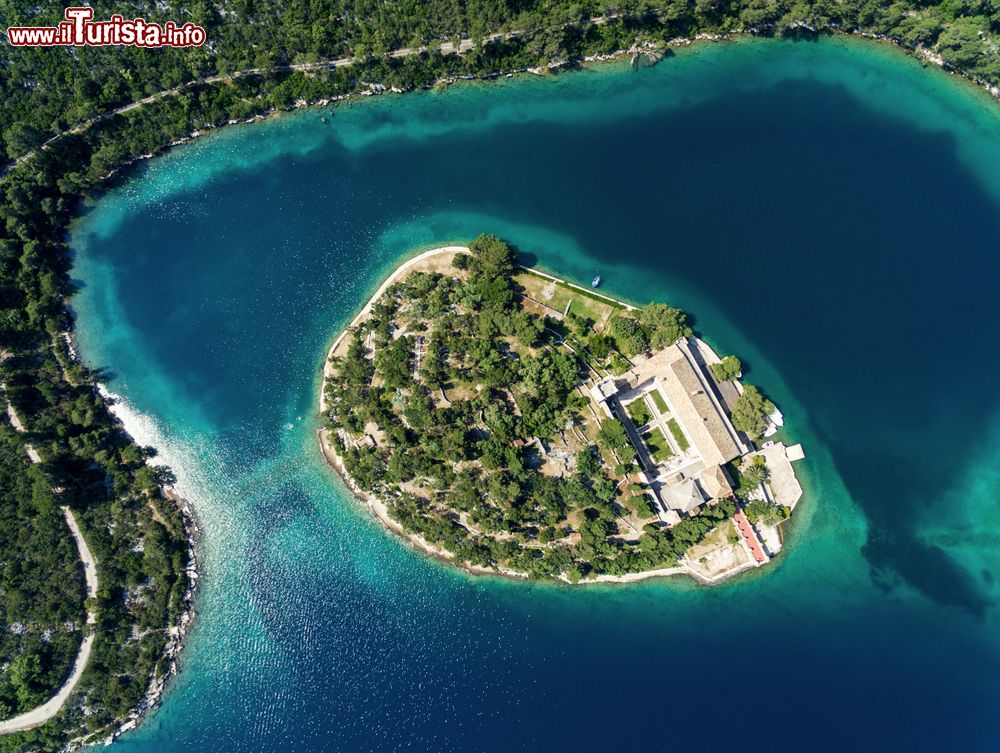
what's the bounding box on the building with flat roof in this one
[589,376,619,418]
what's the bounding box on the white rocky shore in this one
[96,489,200,747]
[56,382,202,750]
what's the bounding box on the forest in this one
[0,102,192,748]
[2,1,1000,165]
[0,422,84,721]
[0,335,191,751]
[1,0,997,747]
[324,235,737,581]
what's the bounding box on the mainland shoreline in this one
[62,386,202,749]
[87,30,1000,189]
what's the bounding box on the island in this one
[1,0,998,745]
[320,236,805,584]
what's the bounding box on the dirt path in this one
[0,401,100,735]
[321,245,468,411]
[0,16,619,180]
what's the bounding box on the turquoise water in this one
[72,37,1000,752]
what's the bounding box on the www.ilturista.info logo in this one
[7,7,206,47]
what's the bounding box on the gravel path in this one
[0,400,100,735]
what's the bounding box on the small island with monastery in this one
[320,236,804,584]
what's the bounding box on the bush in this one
[610,316,649,356]
[731,386,775,439]
[744,500,789,526]
[710,355,742,382]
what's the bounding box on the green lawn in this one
[666,418,690,452]
[515,270,623,328]
[626,399,652,428]
[643,429,675,463]
[650,389,668,414]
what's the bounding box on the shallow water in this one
[72,37,1000,752]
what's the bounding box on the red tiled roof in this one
[733,509,766,564]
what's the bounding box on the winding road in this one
[0,16,619,179]
[0,15,626,730]
[0,399,100,735]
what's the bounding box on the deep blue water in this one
[72,38,1000,752]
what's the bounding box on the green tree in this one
[610,316,649,356]
[469,234,517,277]
[637,303,692,349]
[3,123,44,159]
[375,335,414,389]
[575,445,602,478]
[731,385,775,439]
[9,653,42,706]
[735,455,769,498]
[710,355,742,382]
[587,332,613,360]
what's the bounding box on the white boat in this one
[591,275,601,288]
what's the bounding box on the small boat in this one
[591,274,602,288]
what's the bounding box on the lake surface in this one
[72,37,1000,752]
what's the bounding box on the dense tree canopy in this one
[0,0,981,743]
[731,385,776,439]
[610,316,650,357]
[0,422,84,719]
[325,238,730,582]
[637,303,692,350]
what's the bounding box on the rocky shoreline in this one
[91,27,1000,188]
[91,43,658,185]
[318,426,717,587]
[58,382,201,751]
[317,246,752,588]
[317,427,531,581]
[93,487,200,747]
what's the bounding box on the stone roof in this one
[698,464,733,500]
[589,376,619,403]
[615,339,747,472]
[650,342,742,467]
[664,478,705,513]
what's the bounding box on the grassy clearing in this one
[643,429,675,463]
[650,389,668,414]
[515,270,622,328]
[684,520,734,561]
[666,418,690,452]
[626,399,652,428]
[608,352,631,375]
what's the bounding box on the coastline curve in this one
[317,245,788,586]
